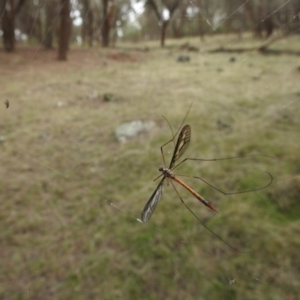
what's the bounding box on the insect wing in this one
[141,179,164,223]
[169,125,191,168]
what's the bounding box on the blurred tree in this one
[81,0,94,47]
[44,0,59,49]
[178,0,210,39]
[244,0,272,38]
[1,0,15,52]
[222,0,247,39]
[1,0,26,52]
[146,0,181,47]
[58,0,71,60]
[170,1,189,38]
[243,0,300,50]
[197,0,225,30]
[101,0,115,47]
[1,0,299,54]
[17,0,43,43]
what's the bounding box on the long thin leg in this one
[169,155,274,193]
[170,180,251,253]
[171,155,276,172]
[176,172,273,195]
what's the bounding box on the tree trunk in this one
[198,16,205,42]
[87,9,94,47]
[172,18,182,38]
[101,0,110,47]
[35,16,43,43]
[245,1,262,38]
[265,17,274,38]
[82,0,94,47]
[101,0,115,47]
[160,20,169,48]
[1,0,15,52]
[44,1,57,49]
[58,0,70,61]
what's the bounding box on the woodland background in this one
[1,1,300,300]
[1,0,300,56]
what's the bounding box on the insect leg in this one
[170,180,251,253]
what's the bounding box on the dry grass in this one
[0,35,300,300]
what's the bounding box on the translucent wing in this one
[141,178,165,223]
[169,125,191,168]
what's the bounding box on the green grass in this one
[0,35,300,299]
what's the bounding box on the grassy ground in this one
[0,34,300,300]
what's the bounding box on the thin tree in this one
[44,0,58,49]
[146,0,181,47]
[1,0,26,52]
[101,0,115,47]
[58,0,71,60]
[82,0,94,47]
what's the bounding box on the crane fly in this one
[140,121,273,251]
[141,124,217,223]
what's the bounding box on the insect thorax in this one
[159,167,174,178]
